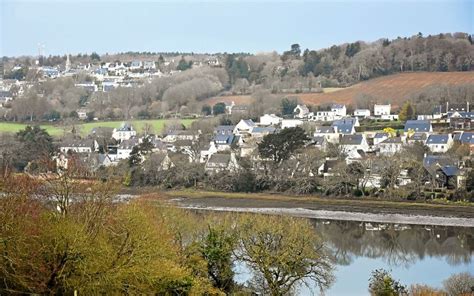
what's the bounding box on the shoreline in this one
[178,205,474,228]
[154,190,474,227]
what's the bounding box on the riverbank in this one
[149,190,474,227]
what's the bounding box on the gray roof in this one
[340,134,363,145]
[404,120,431,132]
[312,136,327,146]
[448,111,474,119]
[61,139,94,148]
[423,155,455,168]
[409,132,427,141]
[214,134,236,145]
[426,134,450,144]
[116,122,134,132]
[454,132,474,144]
[380,137,402,144]
[332,118,357,126]
[207,153,231,165]
[374,132,389,139]
[441,165,459,177]
[119,138,139,149]
[315,126,336,134]
[252,127,276,134]
[215,125,235,134]
[335,124,354,134]
[331,104,345,109]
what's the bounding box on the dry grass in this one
[204,72,474,108]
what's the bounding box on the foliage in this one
[442,272,474,296]
[281,97,298,116]
[368,269,407,296]
[399,101,416,122]
[237,214,334,295]
[213,102,227,115]
[202,104,212,116]
[258,127,309,163]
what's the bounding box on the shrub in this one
[443,272,474,296]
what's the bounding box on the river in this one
[232,219,473,295]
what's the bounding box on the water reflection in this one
[313,220,473,268]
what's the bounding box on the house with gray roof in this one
[404,120,432,133]
[426,134,453,153]
[378,137,404,155]
[205,153,239,173]
[340,134,369,153]
[112,123,137,141]
[59,139,98,154]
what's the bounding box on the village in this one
[54,99,474,197]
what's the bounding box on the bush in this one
[443,272,474,296]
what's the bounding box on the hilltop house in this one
[294,104,310,119]
[354,109,371,118]
[112,123,137,141]
[331,104,347,117]
[374,104,391,117]
[426,134,453,153]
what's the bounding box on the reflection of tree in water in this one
[312,220,473,268]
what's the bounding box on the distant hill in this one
[206,72,474,108]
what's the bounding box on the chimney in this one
[467,102,470,113]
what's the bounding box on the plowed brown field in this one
[205,72,474,107]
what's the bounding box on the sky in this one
[1,0,472,57]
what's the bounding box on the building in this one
[378,137,404,155]
[340,134,369,153]
[293,104,310,119]
[331,104,347,117]
[314,126,339,144]
[260,114,283,126]
[373,132,389,146]
[313,110,337,122]
[205,153,239,173]
[215,125,235,136]
[117,138,139,160]
[374,104,391,117]
[426,134,453,153]
[449,111,474,130]
[112,123,137,141]
[59,139,98,154]
[162,130,199,143]
[404,120,433,134]
[234,119,256,136]
[354,109,371,118]
[281,119,303,129]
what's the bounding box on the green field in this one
[0,119,195,137]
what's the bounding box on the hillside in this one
[206,72,474,108]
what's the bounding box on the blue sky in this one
[1,0,472,57]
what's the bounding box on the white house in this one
[374,104,391,117]
[378,137,404,155]
[205,153,239,173]
[117,138,139,160]
[354,109,371,118]
[234,119,256,136]
[313,110,337,122]
[314,126,340,144]
[331,104,347,117]
[162,130,199,143]
[373,132,389,146]
[281,119,303,129]
[112,123,137,141]
[260,114,282,126]
[426,134,453,153]
[340,134,369,153]
[293,104,310,119]
[59,139,98,154]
